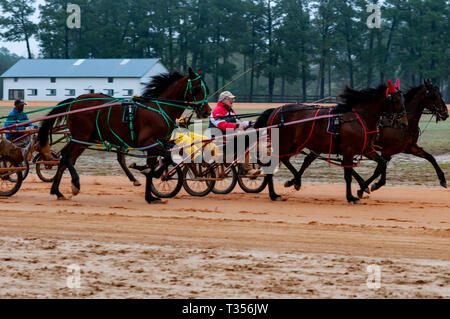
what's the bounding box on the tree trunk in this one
[267,0,274,102]
[65,26,69,59]
[249,20,256,101]
[319,52,326,99]
[367,30,375,87]
[24,32,32,59]
[381,15,398,83]
[445,75,450,103]
[328,63,332,97]
[243,55,248,99]
[301,63,307,101]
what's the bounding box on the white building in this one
[1,58,168,101]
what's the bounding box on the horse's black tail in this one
[37,98,74,148]
[254,108,276,129]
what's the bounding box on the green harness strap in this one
[52,73,208,153]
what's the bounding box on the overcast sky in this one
[0,0,45,57]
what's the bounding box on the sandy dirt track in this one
[0,175,448,298]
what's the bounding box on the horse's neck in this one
[157,85,188,121]
[406,93,426,131]
[356,98,384,129]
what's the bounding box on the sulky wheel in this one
[182,163,216,197]
[0,160,24,197]
[237,163,268,193]
[21,161,30,181]
[212,164,238,195]
[150,162,183,198]
[34,151,60,183]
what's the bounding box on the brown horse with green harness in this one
[38,68,211,204]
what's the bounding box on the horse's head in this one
[185,67,211,119]
[385,79,408,129]
[423,79,449,122]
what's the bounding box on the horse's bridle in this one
[385,90,407,126]
[425,86,448,121]
[184,73,209,116]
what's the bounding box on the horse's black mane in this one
[404,84,424,104]
[142,71,184,97]
[338,84,387,110]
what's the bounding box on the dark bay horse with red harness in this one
[353,80,448,194]
[254,80,407,204]
[291,80,448,198]
[37,68,211,204]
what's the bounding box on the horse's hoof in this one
[271,196,283,202]
[147,198,165,204]
[129,163,136,169]
[349,199,361,205]
[440,180,447,189]
[57,196,68,201]
[371,184,381,192]
[133,181,142,187]
[72,185,80,196]
[294,184,301,191]
[357,190,364,199]
[284,181,293,188]
[365,188,371,194]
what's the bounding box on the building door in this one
[9,89,24,100]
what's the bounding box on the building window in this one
[104,89,114,96]
[9,89,24,100]
[123,89,134,96]
[108,77,114,83]
[46,89,57,96]
[28,89,38,96]
[50,77,56,83]
[85,89,95,94]
[65,89,76,96]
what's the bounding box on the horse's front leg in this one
[370,155,392,192]
[352,170,371,199]
[282,157,301,191]
[408,144,447,188]
[296,151,319,190]
[342,154,360,204]
[356,151,388,193]
[144,155,162,204]
[267,174,282,201]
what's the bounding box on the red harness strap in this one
[269,106,322,159]
[327,109,380,168]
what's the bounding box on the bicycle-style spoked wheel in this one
[238,164,268,193]
[151,162,183,198]
[21,161,30,181]
[35,151,60,183]
[183,164,216,197]
[0,160,24,197]
[212,164,238,195]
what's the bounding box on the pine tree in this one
[0,0,37,59]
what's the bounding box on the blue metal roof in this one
[1,58,161,78]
